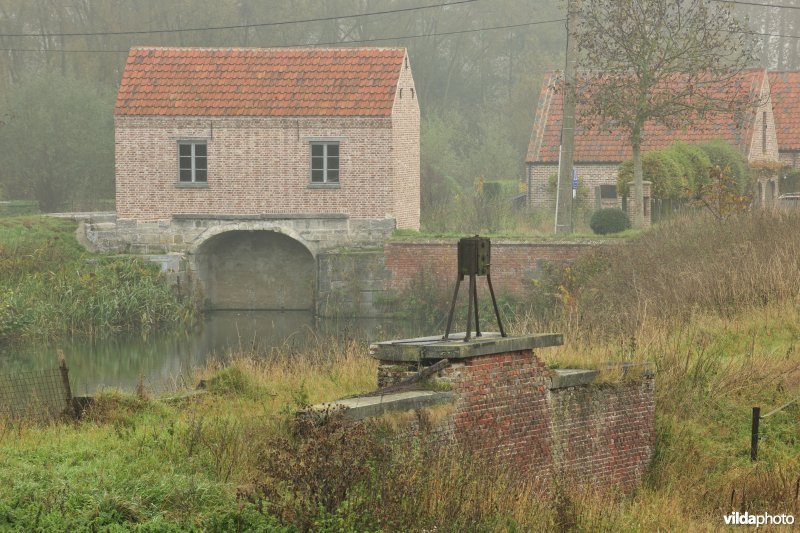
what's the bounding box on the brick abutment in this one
[314,334,655,494]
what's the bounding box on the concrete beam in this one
[303,390,455,421]
[549,369,600,389]
[370,332,563,362]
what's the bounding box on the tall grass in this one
[564,210,800,337]
[0,211,799,530]
[0,216,196,344]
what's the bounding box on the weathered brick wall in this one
[748,75,781,163]
[384,240,598,296]
[780,151,800,169]
[391,55,421,230]
[115,115,418,228]
[441,351,555,473]
[528,163,621,210]
[377,350,656,493]
[549,378,655,490]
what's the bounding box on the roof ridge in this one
[128,45,406,52]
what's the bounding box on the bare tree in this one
[575,0,759,227]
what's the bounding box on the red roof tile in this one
[768,71,800,152]
[115,47,407,117]
[527,70,766,163]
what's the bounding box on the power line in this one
[712,0,800,11]
[738,28,800,39]
[0,18,567,54]
[0,0,482,39]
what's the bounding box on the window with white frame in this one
[310,142,339,184]
[178,141,207,183]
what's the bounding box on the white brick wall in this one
[391,53,421,230]
[116,112,420,228]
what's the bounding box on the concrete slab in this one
[549,369,600,389]
[305,390,455,421]
[370,332,563,362]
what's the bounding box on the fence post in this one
[751,406,760,461]
[58,351,75,419]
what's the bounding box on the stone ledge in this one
[303,390,455,421]
[549,369,600,389]
[172,213,349,221]
[370,332,563,362]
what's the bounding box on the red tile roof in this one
[115,47,407,117]
[527,70,766,164]
[768,71,800,152]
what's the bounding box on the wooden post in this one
[58,350,75,419]
[750,406,760,461]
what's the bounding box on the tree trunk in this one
[632,132,644,228]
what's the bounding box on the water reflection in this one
[0,311,417,395]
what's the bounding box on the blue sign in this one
[572,168,578,190]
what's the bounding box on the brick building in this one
[115,46,420,230]
[526,69,783,212]
[768,71,800,172]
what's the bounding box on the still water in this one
[0,311,420,395]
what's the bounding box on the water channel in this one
[0,311,421,395]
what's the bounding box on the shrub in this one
[589,208,631,234]
[618,149,684,199]
[696,139,750,193]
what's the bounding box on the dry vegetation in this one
[0,211,799,530]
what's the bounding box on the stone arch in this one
[192,226,316,311]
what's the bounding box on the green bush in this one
[590,208,631,235]
[618,140,747,201]
[618,150,684,200]
[696,140,750,193]
[663,142,712,193]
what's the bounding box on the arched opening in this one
[196,231,315,310]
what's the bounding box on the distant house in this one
[114,46,420,230]
[526,69,781,211]
[768,71,800,170]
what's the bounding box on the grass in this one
[0,210,798,530]
[0,216,196,344]
[0,301,796,530]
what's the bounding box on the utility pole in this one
[555,0,580,234]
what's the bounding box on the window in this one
[178,141,207,183]
[311,142,339,184]
[599,184,617,199]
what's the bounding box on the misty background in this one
[0,0,794,213]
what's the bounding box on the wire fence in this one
[0,365,72,421]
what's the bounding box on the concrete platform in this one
[304,390,455,421]
[549,369,600,389]
[369,332,563,362]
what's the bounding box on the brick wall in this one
[441,351,555,473]
[377,348,656,493]
[115,115,419,228]
[384,240,597,296]
[780,151,800,169]
[548,376,655,489]
[748,74,781,163]
[391,54,421,230]
[528,163,621,210]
